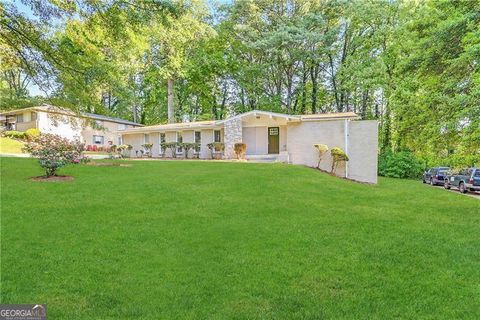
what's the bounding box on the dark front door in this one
[268,127,280,154]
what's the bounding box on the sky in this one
[7,0,232,97]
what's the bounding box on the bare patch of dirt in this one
[30,175,74,182]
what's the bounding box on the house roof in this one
[122,120,219,134]
[216,110,301,123]
[121,110,361,134]
[300,112,360,121]
[0,105,143,127]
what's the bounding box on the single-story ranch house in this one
[1,106,377,183]
[121,110,378,183]
[0,105,142,148]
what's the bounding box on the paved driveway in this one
[425,183,480,199]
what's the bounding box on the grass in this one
[1,158,479,319]
[0,137,25,154]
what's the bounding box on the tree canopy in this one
[1,0,478,166]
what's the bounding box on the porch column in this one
[223,118,243,159]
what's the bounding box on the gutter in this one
[344,119,349,179]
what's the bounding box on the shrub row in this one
[3,128,40,140]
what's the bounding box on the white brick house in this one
[121,110,378,183]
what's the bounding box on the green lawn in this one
[0,137,25,154]
[1,158,479,319]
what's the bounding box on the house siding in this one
[287,120,347,177]
[347,120,378,184]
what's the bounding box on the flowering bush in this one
[23,133,85,177]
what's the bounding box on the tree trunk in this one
[167,78,174,123]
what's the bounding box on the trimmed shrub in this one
[207,142,224,159]
[160,142,178,158]
[314,144,329,168]
[4,130,26,140]
[23,133,84,177]
[116,144,132,158]
[378,150,424,179]
[234,143,247,159]
[142,143,153,157]
[180,143,199,159]
[330,147,349,173]
[25,128,41,140]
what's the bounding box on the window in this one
[16,114,23,123]
[159,133,166,152]
[144,134,150,144]
[194,131,201,153]
[214,130,221,143]
[93,135,104,145]
[176,132,183,153]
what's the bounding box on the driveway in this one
[426,183,480,199]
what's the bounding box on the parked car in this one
[423,167,450,186]
[444,168,480,193]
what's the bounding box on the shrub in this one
[314,144,329,168]
[142,143,153,157]
[23,133,85,177]
[378,150,425,179]
[4,130,26,140]
[180,143,199,159]
[330,147,349,173]
[25,128,40,140]
[116,144,132,158]
[160,142,178,158]
[234,143,247,159]
[207,142,225,159]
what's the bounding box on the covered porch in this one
[221,110,298,161]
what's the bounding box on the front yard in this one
[1,158,479,319]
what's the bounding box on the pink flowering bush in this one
[23,133,85,177]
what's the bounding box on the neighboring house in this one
[121,110,378,183]
[0,105,142,147]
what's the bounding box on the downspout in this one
[344,119,349,179]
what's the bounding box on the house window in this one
[159,133,166,152]
[93,135,104,145]
[176,132,183,153]
[16,114,23,123]
[194,131,201,153]
[214,130,221,143]
[144,134,150,144]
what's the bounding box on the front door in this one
[268,127,280,154]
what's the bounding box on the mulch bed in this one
[29,175,74,182]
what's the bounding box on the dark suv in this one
[444,168,480,193]
[423,167,450,186]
